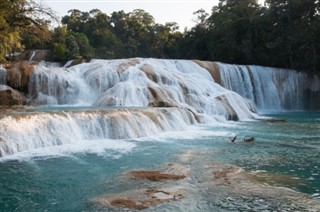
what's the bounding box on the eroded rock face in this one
[6,61,35,93]
[194,60,221,84]
[0,85,26,106]
[17,50,49,62]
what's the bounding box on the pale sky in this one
[37,0,265,30]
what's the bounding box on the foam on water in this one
[134,124,236,142]
[0,139,136,162]
[0,108,196,157]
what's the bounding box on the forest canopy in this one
[1,0,320,73]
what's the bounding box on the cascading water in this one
[0,108,196,157]
[1,58,320,211]
[28,50,37,62]
[28,64,97,105]
[28,58,258,120]
[0,58,259,156]
[217,62,320,111]
[0,65,7,85]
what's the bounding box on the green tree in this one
[65,35,80,59]
[53,43,67,62]
[207,0,263,64]
[178,9,210,59]
[0,0,56,62]
[264,0,320,71]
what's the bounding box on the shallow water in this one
[0,111,319,211]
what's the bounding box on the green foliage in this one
[60,8,184,59]
[66,35,80,58]
[2,1,319,73]
[0,0,56,62]
[179,0,320,73]
[53,43,67,62]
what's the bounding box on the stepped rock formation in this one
[1,58,319,110]
[0,108,196,157]
[28,59,258,120]
[0,58,319,156]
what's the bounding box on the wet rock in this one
[95,144,320,211]
[0,85,26,106]
[127,163,189,182]
[6,61,35,93]
[147,86,179,108]
[128,170,186,181]
[215,95,239,121]
[261,118,287,123]
[96,187,186,210]
[194,60,221,84]
[116,58,140,74]
[16,50,49,61]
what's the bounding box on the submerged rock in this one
[127,163,189,181]
[261,118,287,123]
[96,187,186,210]
[128,170,186,181]
[95,149,320,211]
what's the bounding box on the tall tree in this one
[264,0,320,71]
[0,0,56,62]
[207,0,263,64]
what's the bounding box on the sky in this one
[36,0,221,30]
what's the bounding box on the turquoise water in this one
[0,112,319,211]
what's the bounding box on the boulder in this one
[16,50,49,61]
[194,60,221,84]
[0,85,26,106]
[6,61,35,93]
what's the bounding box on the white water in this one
[0,108,196,157]
[29,65,97,105]
[64,60,74,68]
[0,59,262,157]
[3,58,319,157]
[28,59,258,120]
[0,65,6,85]
[0,139,136,162]
[29,51,37,62]
[217,63,319,111]
[0,85,11,91]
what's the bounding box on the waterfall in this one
[3,58,318,157]
[28,58,258,120]
[0,65,7,85]
[0,58,263,157]
[0,108,196,157]
[29,50,37,62]
[28,65,97,105]
[217,63,319,111]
